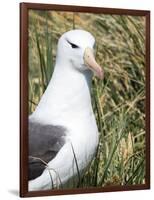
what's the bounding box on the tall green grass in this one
[28,10,146,187]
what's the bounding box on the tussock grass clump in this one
[28,10,146,187]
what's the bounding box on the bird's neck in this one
[31,61,94,125]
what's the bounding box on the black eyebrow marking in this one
[66,39,79,49]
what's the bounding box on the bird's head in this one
[56,29,103,80]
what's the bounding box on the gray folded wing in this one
[28,120,66,180]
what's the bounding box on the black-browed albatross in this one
[28,29,103,191]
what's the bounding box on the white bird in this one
[28,29,103,191]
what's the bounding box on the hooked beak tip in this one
[98,68,104,80]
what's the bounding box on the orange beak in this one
[84,47,104,80]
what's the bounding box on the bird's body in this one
[28,30,103,191]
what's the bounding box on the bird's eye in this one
[70,43,79,48]
[66,39,79,49]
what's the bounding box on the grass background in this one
[28,10,146,188]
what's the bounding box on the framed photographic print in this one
[20,2,150,197]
